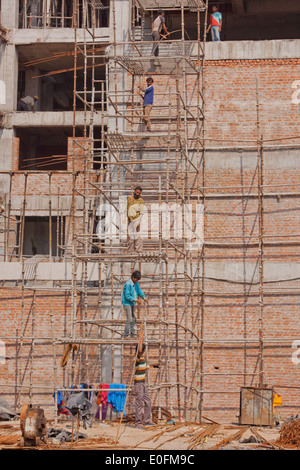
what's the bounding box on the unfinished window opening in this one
[17,216,65,258]
[16,127,73,171]
[75,65,107,112]
[18,0,110,29]
[17,44,107,112]
[88,0,110,28]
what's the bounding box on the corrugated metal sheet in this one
[239,387,274,426]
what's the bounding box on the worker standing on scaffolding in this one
[206,5,222,42]
[127,185,145,253]
[138,77,154,132]
[151,10,169,57]
[122,270,148,339]
[134,327,153,429]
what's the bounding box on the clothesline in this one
[54,384,128,424]
[56,387,129,392]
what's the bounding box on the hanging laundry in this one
[66,391,92,429]
[53,390,70,416]
[107,384,127,415]
[80,383,89,399]
[53,390,63,405]
[96,383,110,420]
[96,383,110,406]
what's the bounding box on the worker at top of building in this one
[151,10,169,57]
[138,78,154,132]
[126,186,145,253]
[122,270,148,339]
[17,95,39,112]
[206,5,222,42]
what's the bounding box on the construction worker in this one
[206,5,222,42]
[151,10,169,57]
[138,78,154,132]
[134,327,153,428]
[127,185,145,253]
[122,270,148,339]
[17,95,38,112]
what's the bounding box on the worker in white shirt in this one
[17,95,38,112]
[152,11,169,57]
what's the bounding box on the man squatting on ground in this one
[127,186,145,253]
[138,78,154,132]
[122,270,148,339]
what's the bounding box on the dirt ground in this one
[0,415,287,450]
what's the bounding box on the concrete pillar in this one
[0,44,18,112]
[0,0,19,193]
[0,44,18,192]
[1,0,19,29]
[108,0,131,133]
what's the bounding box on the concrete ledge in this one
[205,148,300,171]
[112,39,300,62]
[11,28,110,45]
[1,260,297,283]
[205,39,300,61]
[6,111,107,128]
[10,195,83,212]
[0,261,105,281]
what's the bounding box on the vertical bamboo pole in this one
[29,287,37,403]
[256,82,264,386]
[50,300,58,424]
[198,0,208,424]
[5,175,12,261]
[49,172,52,259]
[175,66,181,420]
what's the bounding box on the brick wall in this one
[204,59,300,147]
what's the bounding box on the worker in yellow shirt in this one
[127,186,145,253]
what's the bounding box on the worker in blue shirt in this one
[122,270,148,338]
[138,77,154,132]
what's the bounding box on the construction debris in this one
[0,398,19,421]
[208,426,249,450]
[187,423,221,450]
[47,427,87,444]
[277,418,300,448]
[0,424,21,446]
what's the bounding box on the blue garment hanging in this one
[53,390,63,405]
[107,384,127,414]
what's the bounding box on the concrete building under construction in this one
[0,0,300,427]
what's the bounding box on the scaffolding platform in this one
[74,251,168,263]
[106,131,179,150]
[115,54,203,76]
[136,0,206,11]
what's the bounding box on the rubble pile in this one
[278,418,300,448]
